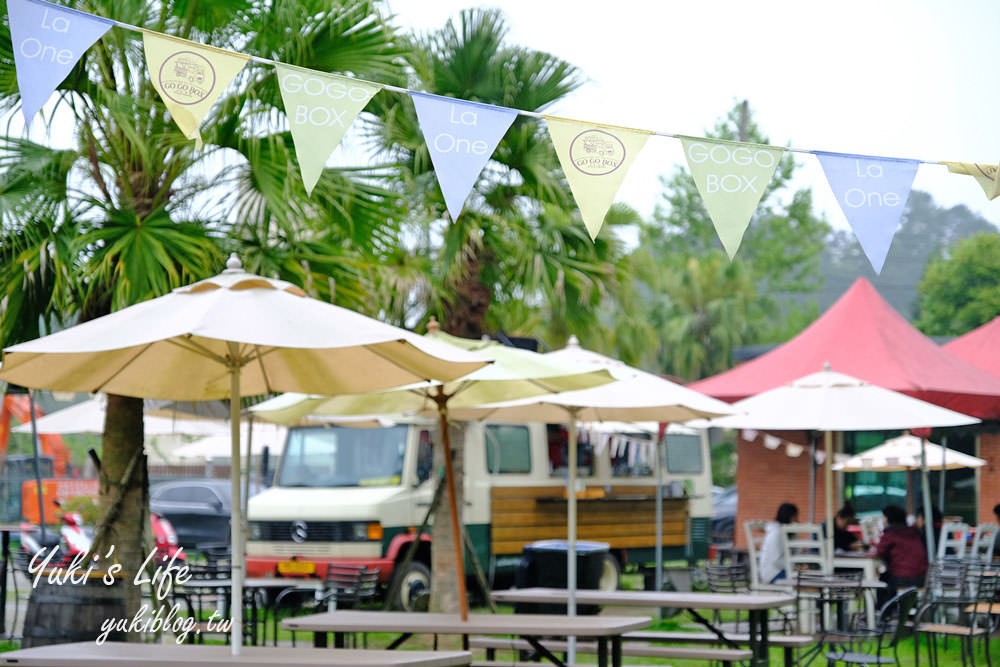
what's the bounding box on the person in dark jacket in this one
[832,503,862,553]
[876,504,927,605]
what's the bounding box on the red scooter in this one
[19,501,185,568]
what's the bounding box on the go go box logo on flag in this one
[569,129,627,176]
[157,50,215,105]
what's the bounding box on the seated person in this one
[759,502,798,584]
[993,503,1000,557]
[875,504,927,605]
[832,503,862,553]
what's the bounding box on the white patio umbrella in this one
[11,394,229,437]
[447,341,732,662]
[172,423,288,460]
[699,365,981,566]
[250,325,616,619]
[0,254,489,654]
[833,433,985,543]
[833,434,986,473]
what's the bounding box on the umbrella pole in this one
[824,431,834,570]
[435,389,468,620]
[228,350,243,655]
[920,438,936,564]
[566,411,579,665]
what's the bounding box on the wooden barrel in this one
[22,576,127,647]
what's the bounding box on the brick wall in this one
[734,426,1000,547]
[733,430,829,549]
[978,429,1000,525]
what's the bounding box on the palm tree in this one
[368,7,630,339]
[0,0,407,619]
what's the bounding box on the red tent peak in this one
[689,279,1000,419]
[943,316,1000,379]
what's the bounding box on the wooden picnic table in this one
[282,609,650,667]
[490,587,796,667]
[0,641,472,667]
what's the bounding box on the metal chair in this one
[272,564,380,646]
[705,562,751,631]
[824,587,919,666]
[915,560,999,667]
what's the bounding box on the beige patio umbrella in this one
[833,433,986,540]
[251,324,617,619]
[0,254,488,654]
[446,343,732,661]
[700,365,981,568]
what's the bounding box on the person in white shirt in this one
[759,502,799,584]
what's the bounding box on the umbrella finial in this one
[426,316,440,333]
[566,335,581,349]
[822,361,832,371]
[224,253,244,273]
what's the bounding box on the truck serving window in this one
[277,425,408,487]
[664,432,703,474]
[485,424,531,474]
[610,437,655,477]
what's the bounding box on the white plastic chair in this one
[937,521,970,561]
[969,523,998,562]
[782,522,830,574]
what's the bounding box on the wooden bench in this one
[623,630,815,667]
[468,635,753,667]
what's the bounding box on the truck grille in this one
[250,520,358,542]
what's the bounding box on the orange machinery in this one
[0,394,71,476]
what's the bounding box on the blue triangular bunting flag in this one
[8,0,113,127]
[815,151,919,273]
[410,92,517,221]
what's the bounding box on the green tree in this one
[624,100,830,380]
[0,0,407,619]
[820,191,999,318]
[914,232,1000,335]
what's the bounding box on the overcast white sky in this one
[382,0,1000,228]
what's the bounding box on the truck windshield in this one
[277,425,408,488]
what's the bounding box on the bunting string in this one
[6,0,999,272]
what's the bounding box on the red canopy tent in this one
[689,278,1000,420]
[943,316,1000,380]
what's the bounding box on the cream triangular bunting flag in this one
[545,117,650,240]
[142,31,249,148]
[943,161,1000,200]
[680,137,784,258]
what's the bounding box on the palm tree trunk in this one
[442,250,492,339]
[95,394,147,632]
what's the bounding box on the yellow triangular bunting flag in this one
[545,117,650,240]
[680,136,785,258]
[142,31,249,148]
[943,161,1000,200]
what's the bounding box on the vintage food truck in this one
[245,419,712,609]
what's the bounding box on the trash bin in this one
[514,539,609,614]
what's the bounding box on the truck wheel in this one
[598,553,620,591]
[392,561,431,611]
